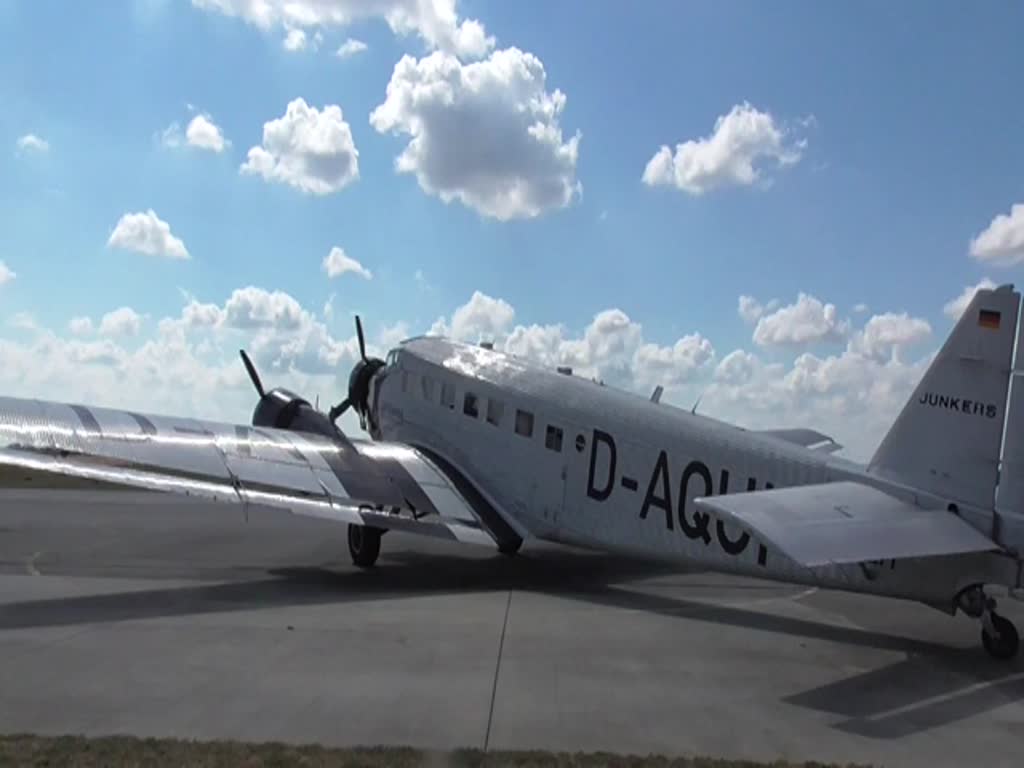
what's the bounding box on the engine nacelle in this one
[252,387,339,439]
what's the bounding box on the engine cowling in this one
[252,387,339,438]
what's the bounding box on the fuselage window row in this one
[408,368,563,456]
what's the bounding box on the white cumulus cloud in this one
[185,114,230,152]
[847,312,931,362]
[431,290,516,341]
[241,98,359,195]
[633,334,715,389]
[99,307,144,338]
[737,295,779,324]
[642,102,805,195]
[69,317,93,336]
[369,48,581,221]
[283,27,307,51]
[322,247,372,280]
[752,293,849,347]
[192,0,493,59]
[15,134,49,154]
[714,349,757,385]
[0,261,15,285]
[336,38,367,58]
[107,209,190,260]
[969,203,1024,266]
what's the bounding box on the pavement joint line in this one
[854,671,1024,722]
[484,590,511,753]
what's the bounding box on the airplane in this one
[1,286,1022,660]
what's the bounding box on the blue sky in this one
[2,0,1023,460]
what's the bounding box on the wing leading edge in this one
[0,396,519,549]
[694,481,998,568]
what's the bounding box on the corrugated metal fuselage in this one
[373,337,1020,609]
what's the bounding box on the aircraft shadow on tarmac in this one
[783,655,1024,739]
[1,545,1021,739]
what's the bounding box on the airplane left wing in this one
[0,396,521,550]
[693,481,998,568]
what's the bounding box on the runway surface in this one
[0,490,1022,767]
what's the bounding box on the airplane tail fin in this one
[868,284,1021,509]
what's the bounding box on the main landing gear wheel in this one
[982,612,1020,661]
[348,524,382,568]
[960,586,1020,661]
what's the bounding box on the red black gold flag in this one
[979,309,1001,330]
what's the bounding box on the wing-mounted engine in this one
[239,350,339,439]
[237,315,387,441]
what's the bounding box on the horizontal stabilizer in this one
[756,427,842,453]
[693,481,997,568]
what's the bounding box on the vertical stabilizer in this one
[996,308,1024,520]
[868,285,1020,508]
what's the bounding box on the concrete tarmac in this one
[0,490,1022,767]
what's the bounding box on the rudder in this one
[868,284,1021,509]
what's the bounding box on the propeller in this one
[355,314,367,362]
[240,349,265,397]
[328,314,386,430]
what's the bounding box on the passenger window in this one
[486,399,504,427]
[421,375,434,402]
[515,409,534,437]
[463,392,479,418]
[441,381,455,409]
[545,425,563,452]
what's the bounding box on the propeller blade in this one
[355,315,367,362]
[329,398,351,423]
[239,349,265,397]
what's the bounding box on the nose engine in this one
[328,316,386,432]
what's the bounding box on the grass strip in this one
[0,734,874,768]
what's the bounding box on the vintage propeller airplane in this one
[1,288,1023,659]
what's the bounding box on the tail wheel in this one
[982,613,1020,660]
[348,524,382,568]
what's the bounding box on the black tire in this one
[982,613,1020,660]
[348,524,382,568]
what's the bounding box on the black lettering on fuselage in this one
[679,460,713,544]
[587,429,617,501]
[639,450,673,530]
[715,469,751,555]
[581,430,771,566]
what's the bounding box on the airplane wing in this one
[0,396,524,550]
[693,481,998,568]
